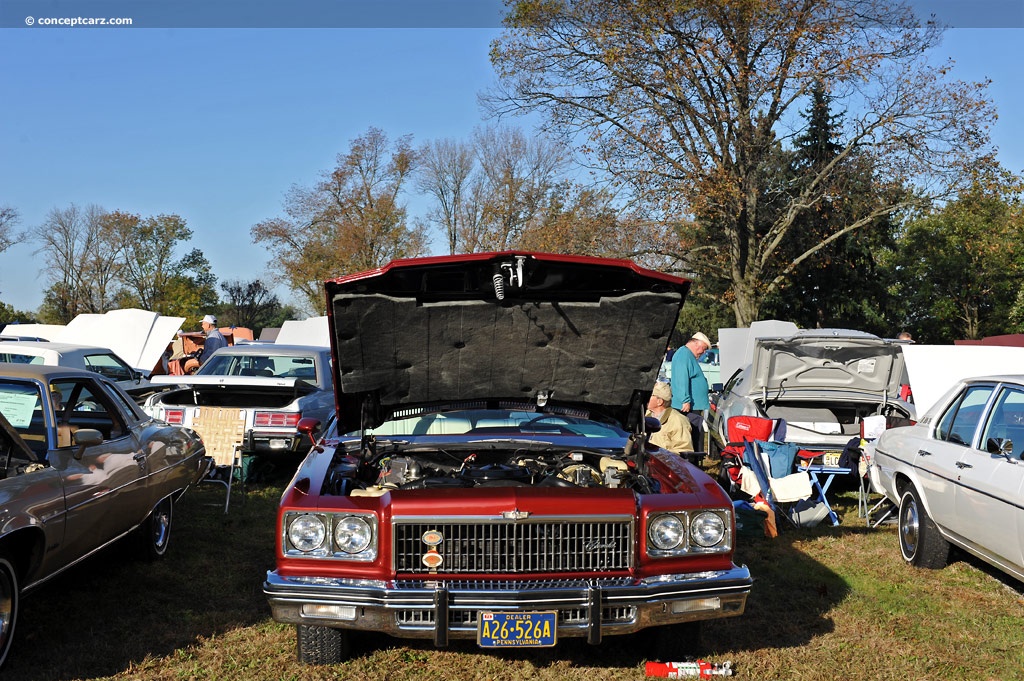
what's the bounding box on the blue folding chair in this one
[741,439,814,528]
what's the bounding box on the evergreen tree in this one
[761,82,899,334]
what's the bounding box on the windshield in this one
[350,409,628,439]
[199,354,318,380]
[0,379,46,455]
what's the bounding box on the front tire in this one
[0,557,19,669]
[898,485,949,569]
[297,625,350,665]
[139,496,173,561]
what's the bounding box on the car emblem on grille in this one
[584,539,618,551]
[421,530,445,572]
[501,509,530,520]
[422,549,444,570]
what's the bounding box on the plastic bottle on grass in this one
[644,659,733,678]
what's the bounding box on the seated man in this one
[646,382,694,457]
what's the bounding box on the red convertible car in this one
[263,252,752,663]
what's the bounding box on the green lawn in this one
[5,485,1023,681]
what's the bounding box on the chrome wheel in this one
[898,485,949,569]
[140,497,174,560]
[0,558,18,669]
[898,492,920,560]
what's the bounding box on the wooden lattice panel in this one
[191,407,246,466]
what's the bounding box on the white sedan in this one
[872,375,1024,582]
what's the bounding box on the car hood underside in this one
[326,253,689,433]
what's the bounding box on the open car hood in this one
[750,330,906,397]
[326,252,690,434]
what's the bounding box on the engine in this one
[321,446,650,496]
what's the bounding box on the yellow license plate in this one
[478,611,556,648]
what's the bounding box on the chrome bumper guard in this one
[264,566,752,646]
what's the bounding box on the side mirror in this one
[72,428,103,460]
[986,437,1014,459]
[297,417,323,447]
[645,415,662,434]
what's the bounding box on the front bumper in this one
[264,566,752,646]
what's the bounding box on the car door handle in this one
[917,449,931,456]
[955,461,973,469]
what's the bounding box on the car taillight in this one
[164,408,185,425]
[254,412,302,428]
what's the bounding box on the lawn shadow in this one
[336,521,852,671]
[3,484,284,681]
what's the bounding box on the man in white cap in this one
[645,382,693,456]
[199,314,227,365]
[670,331,712,450]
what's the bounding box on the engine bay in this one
[321,443,657,496]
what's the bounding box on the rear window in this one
[0,353,45,365]
[198,354,318,380]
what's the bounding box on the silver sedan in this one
[872,375,1024,582]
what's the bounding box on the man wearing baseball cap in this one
[670,331,712,451]
[645,381,693,456]
[199,314,227,366]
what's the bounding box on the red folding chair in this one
[719,416,777,495]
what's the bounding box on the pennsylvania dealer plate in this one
[477,611,557,648]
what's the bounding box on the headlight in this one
[648,514,686,550]
[690,512,726,548]
[288,514,327,553]
[334,515,373,554]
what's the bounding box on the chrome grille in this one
[393,518,633,574]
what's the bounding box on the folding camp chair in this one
[740,439,815,528]
[201,444,246,513]
[719,416,778,495]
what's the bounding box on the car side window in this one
[54,379,129,444]
[980,386,1024,459]
[83,353,135,382]
[935,385,994,448]
[100,380,146,424]
[721,368,743,396]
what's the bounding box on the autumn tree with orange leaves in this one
[487,0,996,326]
[252,127,428,315]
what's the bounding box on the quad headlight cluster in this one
[646,510,731,556]
[283,511,378,561]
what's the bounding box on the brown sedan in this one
[0,364,209,668]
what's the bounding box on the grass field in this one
[4,480,1023,681]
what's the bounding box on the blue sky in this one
[1,3,1023,316]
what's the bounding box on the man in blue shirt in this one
[199,314,228,365]
[670,331,712,451]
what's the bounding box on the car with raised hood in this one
[262,252,752,664]
[143,344,333,465]
[0,364,209,668]
[707,329,915,466]
[871,375,1024,583]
